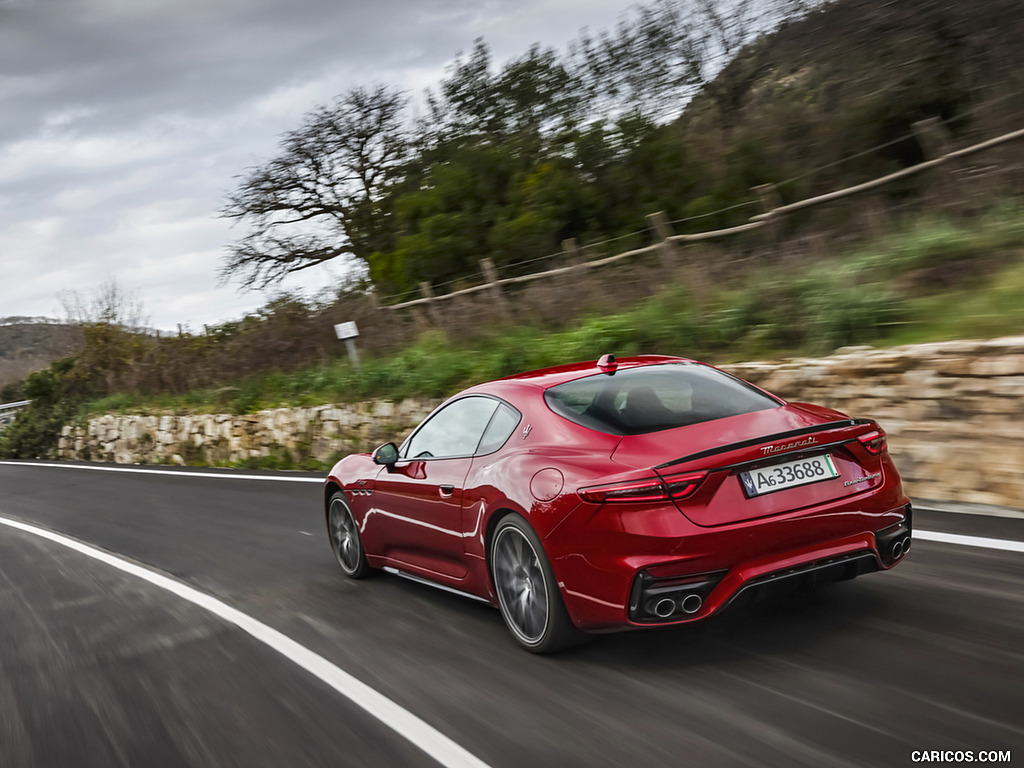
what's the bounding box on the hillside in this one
[678,0,1024,226]
[0,321,82,398]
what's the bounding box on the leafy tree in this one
[0,359,76,459]
[1,381,25,402]
[423,40,583,149]
[488,160,598,268]
[376,42,590,291]
[382,145,518,291]
[221,85,409,288]
[218,0,820,296]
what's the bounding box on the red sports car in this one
[324,354,911,652]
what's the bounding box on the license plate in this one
[739,454,839,497]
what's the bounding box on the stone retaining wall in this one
[58,399,440,468]
[57,337,1024,508]
[726,337,1024,509]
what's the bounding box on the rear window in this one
[543,363,779,436]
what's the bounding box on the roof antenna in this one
[597,354,617,374]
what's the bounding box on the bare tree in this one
[569,0,820,125]
[569,0,704,123]
[59,279,151,395]
[220,85,409,289]
[60,279,148,333]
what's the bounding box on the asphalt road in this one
[0,461,1021,768]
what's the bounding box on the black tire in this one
[328,492,370,578]
[490,514,587,653]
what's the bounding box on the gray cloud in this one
[0,0,627,330]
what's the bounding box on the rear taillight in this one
[857,428,887,454]
[578,478,664,503]
[578,471,707,504]
[662,471,707,500]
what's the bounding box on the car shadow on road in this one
[564,579,897,668]
[295,556,904,675]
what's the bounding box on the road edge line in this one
[0,514,492,768]
[913,529,1024,553]
[0,460,323,482]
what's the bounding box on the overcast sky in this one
[0,0,631,331]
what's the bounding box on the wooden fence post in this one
[419,281,442,328]
[912,117,952,161]
[752,183,783,245]
[645,211,677,271]
[912,117,959,209]
[562,238,582,265]
[479,258,512,321]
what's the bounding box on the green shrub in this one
[0,359,77,459]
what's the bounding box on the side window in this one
[477,402,522,455]
[403,397,499,459]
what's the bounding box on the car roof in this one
[490,354,693,390]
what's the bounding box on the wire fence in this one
[381,121,1024,313]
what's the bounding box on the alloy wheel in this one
[329,496,363,575]
[493,525,549,645]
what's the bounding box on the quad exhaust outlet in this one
[680,594,703,614]
[648,594,704,618]
[652,598,676,618]
[876,509,913,565]
[890,535,913,560]
[632,570,723,623]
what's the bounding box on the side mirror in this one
[371,442,399,468]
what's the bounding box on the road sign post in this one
[333,322,360,367]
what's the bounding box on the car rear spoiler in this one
[654,419,874,470]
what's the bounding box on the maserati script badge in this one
[761,435,818,455]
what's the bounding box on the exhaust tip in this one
[652,598,676,618]
[680,594,703,614]
[902,536,911,555]
[892,540,904,559]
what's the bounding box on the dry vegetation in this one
[4,0,1024,421]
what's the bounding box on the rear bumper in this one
[547,487,912,631]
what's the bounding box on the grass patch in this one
[76,203,1024,418]
[883,257,1024,346]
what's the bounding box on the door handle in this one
[439,484,455,497]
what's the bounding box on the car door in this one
[370,396,500,580]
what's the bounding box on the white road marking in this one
[913,529,1024,553]
[3,462,1023,555]
[0,456,1018,765]
[0,514,492,768]
[0,460,323,482]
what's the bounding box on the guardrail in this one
[0,400,31,427]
